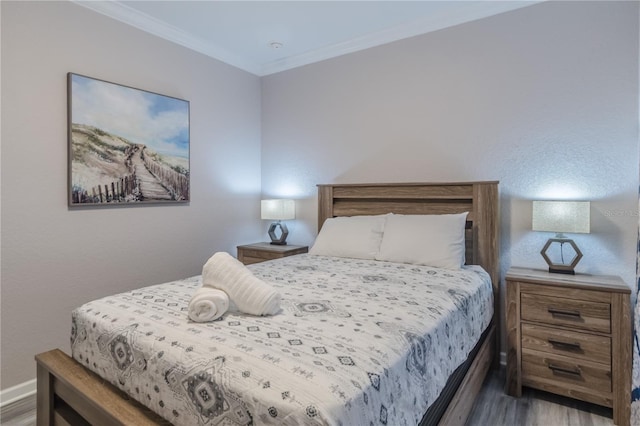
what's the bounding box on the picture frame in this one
[68,73,190,207]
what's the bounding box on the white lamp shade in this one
[532,201,590,234]
[261,199,295,220]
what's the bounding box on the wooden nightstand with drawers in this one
[505,267,631,426]
[237,242,308,265]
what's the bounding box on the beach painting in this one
[68,73,190,206]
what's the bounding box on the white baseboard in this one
[0,379,36,408]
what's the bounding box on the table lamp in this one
[261,199,295,245]
[532,200,590,275]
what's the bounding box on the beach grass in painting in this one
[68,73,189,206]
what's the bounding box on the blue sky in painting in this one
[71,74,189,158]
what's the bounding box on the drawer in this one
[240,249,279,261]
[522,349,612,393]
[241,256,268,265]
[521,323,611,365]
[521,293,610,333]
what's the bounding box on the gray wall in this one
[1,1,262,388]
[262,1,639,333]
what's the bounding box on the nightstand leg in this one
[612,293,631,426]
[505,280,522,397]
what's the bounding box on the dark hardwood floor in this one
[466,368,614,426]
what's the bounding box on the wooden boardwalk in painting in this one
[70,123,189,205]
[131,148,173,200]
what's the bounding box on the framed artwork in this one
[68,73,190,207]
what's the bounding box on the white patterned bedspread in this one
[71,254,493,426]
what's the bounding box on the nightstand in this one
[236,242,308,265]
[505,267,631,426]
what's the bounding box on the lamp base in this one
[540,237,582,276]
[548,266,575,275]
[268,221,289,245]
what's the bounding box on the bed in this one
[35,181,499,426]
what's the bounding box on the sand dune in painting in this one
[70,123,189,204]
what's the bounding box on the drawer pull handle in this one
[548,339,583,352]
[548,308,582,320]
[548,364,582,379]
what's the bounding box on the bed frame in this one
[318,181,500,425]
[35,181,499,426]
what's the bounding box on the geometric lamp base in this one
[540,237,583,275]
[268,221,289,245]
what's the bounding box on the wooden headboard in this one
[317,181,499,294]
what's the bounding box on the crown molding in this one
[71,0,262,75]
[260,1,540,75]
[72,1,540,77]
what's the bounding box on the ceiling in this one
[73,1,539,76]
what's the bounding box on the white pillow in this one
[309,214,388,260]
[375,212,468,269]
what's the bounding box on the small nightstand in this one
[505,267,631,426]
[237,242,308,265]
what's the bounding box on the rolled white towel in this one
[202,252,281,316]
[188,287,229,322]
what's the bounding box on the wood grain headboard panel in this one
[317,181,499,290]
